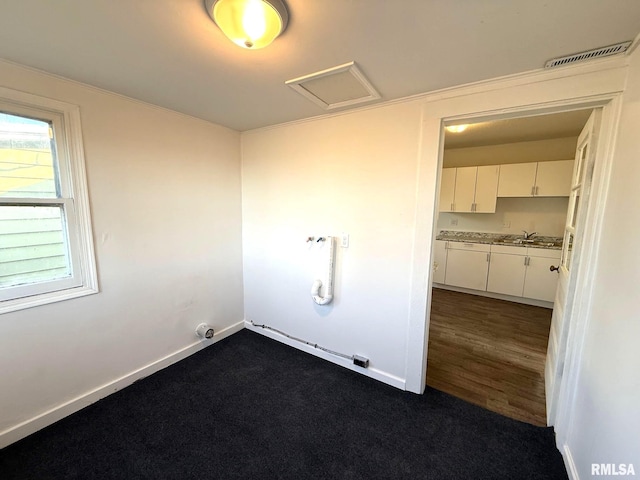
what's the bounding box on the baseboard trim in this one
[244,321,406,390]
[433,283,554,309]
[0,320,245,449]
[563,444,580,480]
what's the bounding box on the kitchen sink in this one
[492,238,561,248]
[492,238,525,245]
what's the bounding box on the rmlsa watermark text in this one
[592,464,636,476]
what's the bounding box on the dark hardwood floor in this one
[426,288,552,426]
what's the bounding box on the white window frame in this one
[0,87,98,314]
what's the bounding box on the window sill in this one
[0,285,99,315]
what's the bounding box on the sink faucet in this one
[522,230,537,240]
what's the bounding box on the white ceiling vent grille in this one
[286,62,380,110]
[545,41,632,68]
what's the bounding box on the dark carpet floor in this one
[0,329,568,479]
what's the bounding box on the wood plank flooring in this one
[426,288,552,426]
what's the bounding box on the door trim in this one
[418,93,622,443]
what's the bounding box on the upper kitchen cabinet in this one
[497,160,574,197]
[534,160,574,196]
[474,165,500,212]
[439,165,499,213]
[439,168,456,213]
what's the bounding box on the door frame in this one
[413,90,622,441]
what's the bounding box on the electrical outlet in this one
[340,233,349,248]
[502,221,511,228]
[450,218,458,226]
[353,355,369,368]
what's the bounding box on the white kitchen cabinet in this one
[444,242,490,290]
[523,248,562,302]
[497,162,538,197]
[534,160,574,197]
[497,160,574,198]
[474,165,500,212]
[454,167,477,212]
[439,165,499,213]
[439,168,456,212]
[486,245,527,297]
[432,240,448,284]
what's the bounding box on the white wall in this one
[241,102,423,388]
[0,60,244,446]
[562,49,640,477]
[443,136,577,167]
[438,197,569,237]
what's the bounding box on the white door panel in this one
[545,109,599,426]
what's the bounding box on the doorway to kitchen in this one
[427,110,593,426]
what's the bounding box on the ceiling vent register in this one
[286,62,380,110]
[544,41,632,68]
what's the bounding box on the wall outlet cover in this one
[340,233,349,248]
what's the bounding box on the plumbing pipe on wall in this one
[311,236,335,305]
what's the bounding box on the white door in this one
[545,109,600,425]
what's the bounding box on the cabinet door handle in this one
[451,202,454,211]
[486,253,490,262]
[523,257,528,266]
[535,186,539,196]
[531,186,535,196]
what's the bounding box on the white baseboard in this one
[433,283,554,309]
[244,321,406,390]
[0,320,245,449]
[563,444,579,480]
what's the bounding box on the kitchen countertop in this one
[436,230,563,250]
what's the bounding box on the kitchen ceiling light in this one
[445,124,469,133]
[204,0,288,49]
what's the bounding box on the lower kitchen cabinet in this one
[523,249,562,302]
[486,246,527,297]
[432,240,448,284]
[444,242,490,291]
[435,239,561,304]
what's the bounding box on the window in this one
[0,87,97,314]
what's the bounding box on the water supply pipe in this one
[311,236,335,305]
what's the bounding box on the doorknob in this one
[550,265,560,272]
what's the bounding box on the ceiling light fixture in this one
[445,124,469,133]
[204,0,289,49]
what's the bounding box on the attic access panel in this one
[286,62,380,110]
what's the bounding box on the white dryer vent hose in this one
[311,236,335,305]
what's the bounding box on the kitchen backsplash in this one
[437,196,569,237]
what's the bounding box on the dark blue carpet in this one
[0,329,568,479]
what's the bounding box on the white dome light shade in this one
[205,0,289,49]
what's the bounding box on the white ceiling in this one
[0,0,639,132]
[444,109,593,149]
